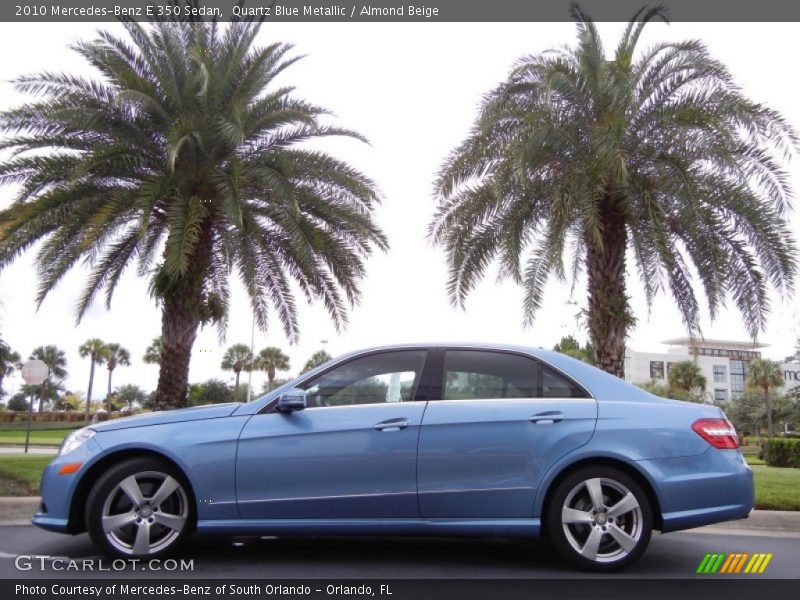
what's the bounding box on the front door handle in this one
[529,412,564,425]
[374,418,411,432]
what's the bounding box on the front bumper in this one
[30,436,103,534]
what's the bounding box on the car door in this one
[417,349,597,518]
[236,349,430,519]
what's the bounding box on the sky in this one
[1,21,799,398]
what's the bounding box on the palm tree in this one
[747,359,783,436]
[430,5,797,377]
[0,337,21,398]
[0,20,387,410]
[103,343,131,411]
[78,338,106,421]
[221,344,254,391]
[143,337,162,365]
[302,349,332,374]
[667,360,707,395]
[30,345,67,411]
[256,346,290,389]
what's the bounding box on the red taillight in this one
[692,418,739,449]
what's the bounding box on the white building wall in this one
[625,346,800,401]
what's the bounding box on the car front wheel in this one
[85,457,194,558]
[545,466,652,571]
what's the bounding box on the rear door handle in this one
[529,412,564,425]
[374,418,411,432]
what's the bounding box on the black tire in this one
[85,457,195,559]
[545,466,652,572]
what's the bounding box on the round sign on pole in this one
[21,359,49,385]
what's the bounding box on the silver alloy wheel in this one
[561,477,643,564]
[101,470,188,556]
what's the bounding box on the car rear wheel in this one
[545,466,652,571]
[86,457,194,558]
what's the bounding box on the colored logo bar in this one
[696,552,773,574]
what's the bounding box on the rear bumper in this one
[638,448,754,533]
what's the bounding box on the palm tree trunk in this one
[586,205,629,378]
[235,370,240,391]
[268,365,275,386]
[85,359,95,422]
[154,292,201,410]
[106,368,113,411]
[153,226,211,411]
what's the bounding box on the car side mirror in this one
[276,388,307,413]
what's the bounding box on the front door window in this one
[303,350,428,407]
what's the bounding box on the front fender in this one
[90,416,250,520]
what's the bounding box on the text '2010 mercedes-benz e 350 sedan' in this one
[33,343,754,571]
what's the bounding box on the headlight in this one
[59,428,96,456]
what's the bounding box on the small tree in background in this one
[257,347,291,389]
[30,345,67,411]
[143,337,162,366]
[302,350,333,374]
[726,390,766,435]
[55,391,84,412]
[78,338,106,421]
[7,394,28,411]
[261,377,292,394]
[103,343,131,411]
[221,344,254,391]
[668,361,708,401]
[0,337,21,398]
[553,335,594,364]
[115,384,148,411]
[188,379,234,406]
[747,359,784,436]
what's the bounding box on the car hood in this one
[90,403,242,432]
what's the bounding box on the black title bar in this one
[5,0,800,22]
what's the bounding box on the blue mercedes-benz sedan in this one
[33,343,753,571]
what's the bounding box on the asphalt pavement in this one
[0,524,796,579]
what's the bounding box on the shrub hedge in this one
[763,438,800,468]
[0,411,125,424]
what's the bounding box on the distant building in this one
[625,338,800,402]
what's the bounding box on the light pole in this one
[246,311,256,402]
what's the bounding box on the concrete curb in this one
[0,497,38,521]
[0,499,798,535]
[0,445,59,454]
[690,510,800,538]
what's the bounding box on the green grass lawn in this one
[0,454,53,496]
[0,428,73,446]
[750,464,800,511]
